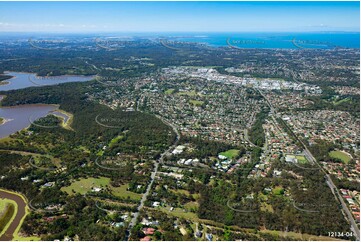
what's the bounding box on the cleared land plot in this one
[61,177,142,200]
[177,90,198,97]
[260,202,274,213]
[158,206,198,220]
[109,135,124,148]
[329,150,352,163]
[272,187,284,196]
[111,184,142,200]
[189,100,204,106]
[295,155,308,164]
[219,149,240,159]
[61,177,110,195]
[164,89,175,95]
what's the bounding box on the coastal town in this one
[0,16,359,241]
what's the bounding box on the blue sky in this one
[0,1,359,33]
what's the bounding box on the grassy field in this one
[171,189,200,200]
[184,202,199,211]
[329,150,352,163]
[177,90,198,97]
[158,206,198,220]
[111,184,142,200]
[61,177,111,195]
[189,100,204,106]
[109,135,124,148]
[171,189,190,196]
[260,202,274,213]
[295,155,308,164]
[333,97,350,106]
[61,177,142,200]
[219,149,240,159]
[164,89,175,95]
[272,186,284,196]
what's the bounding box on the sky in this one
[0,1,359,33]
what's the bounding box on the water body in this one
[0,72,94,91]
[161,32,360,49]
[0,104,58,138]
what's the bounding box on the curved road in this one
[0,190,28,241]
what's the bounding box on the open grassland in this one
[177,90,199,97]
[272,186,284,196]
[61,177,142,200]
[61,177,112,195]
[189,100,204,106]
[329,150,352,163]
[158,206,198,220]
[109,135,124,148]
[111,184,142,200]
[164,89,175,95]
[295,155,308,164]
[219,149,240,159]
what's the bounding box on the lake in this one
[0,104,59,138]
[0,72,92,138]
[0,71,94,91]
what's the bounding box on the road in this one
[127,161,159,230]
[243,129,257,147]
[0,190,28,241]
[126,112,180,240]
[257,88,360,241]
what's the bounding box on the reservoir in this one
[0,71,94,91]
[0,71,90,138]
[0,104,59,138]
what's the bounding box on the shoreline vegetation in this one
[0,74,13,86]
[0,117,13,126]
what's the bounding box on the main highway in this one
[257,88,360,241]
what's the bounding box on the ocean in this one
[158,32,360,49]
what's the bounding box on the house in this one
[218,154,227,160]
[92,187,102,192]
[42,182,55,188]
[273,169,282,177]
[206,233,213,241]
[152,201,160,207]
[143,228,155,235]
